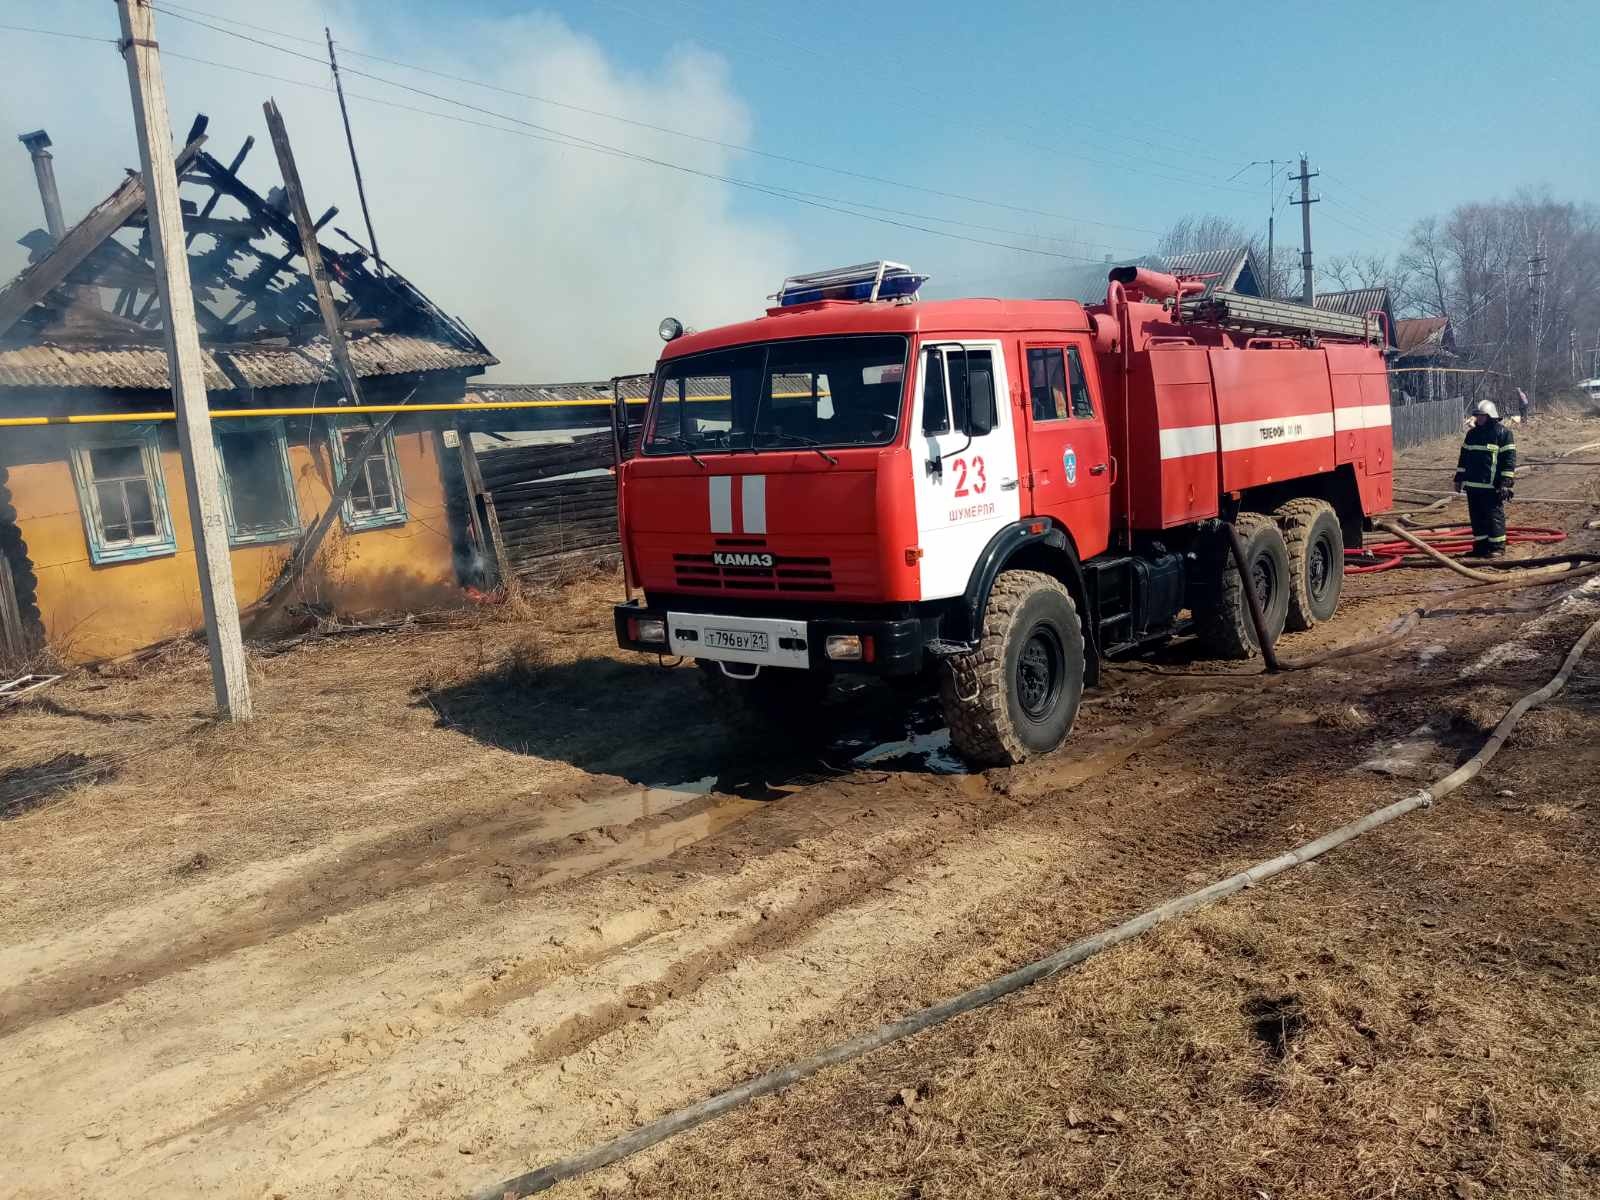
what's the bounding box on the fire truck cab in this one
[616,262,1391,765]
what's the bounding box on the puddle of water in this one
[1418,643,1448,668]
[852,729,969,775]
[1358,719,1450,779]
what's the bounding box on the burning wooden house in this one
[0,115,497,661]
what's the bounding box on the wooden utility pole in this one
[1290,155,1318,306]
[1528,232,1548,409]
[115,0,252,720]
[325,29,385,275]
[262,98,365,408]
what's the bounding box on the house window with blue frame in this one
[70,427,178,564]
[214,419,300,546]
[326,419,407,530]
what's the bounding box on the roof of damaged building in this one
[0,113,495,393]
[1393,315,1454,358]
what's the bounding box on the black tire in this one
[941,570,1085,767]
[696,660,832,740]
[1193,513,1290,659]
[1275,498,1344,630]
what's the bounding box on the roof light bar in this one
[776,260,927,307]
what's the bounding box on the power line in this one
[0,21,113,44]
[135,10,1142,259]
[323,45,1162,236]
[112,35,1129,264]
[589,0,1243,174]
[149,4,1162,237]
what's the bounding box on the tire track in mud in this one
[123,704,1230,1161]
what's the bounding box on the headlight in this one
[824,634,863,660]
[658,316,684,342]
[629,616,667,644]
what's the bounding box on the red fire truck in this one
[615,261,1393,765]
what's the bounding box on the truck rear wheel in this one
[941,570,1085,768]
[697,660,831,739]
[1275,498,1344,630]
[1193,513,1290,659]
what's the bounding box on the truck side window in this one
[921,347,949,435]
[1027,348,1070,421]
[1066,347,1095,419]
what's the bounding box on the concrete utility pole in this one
[17,130,66,243]
[1290,155,1319,306]
[1528,231,1548,410]
[116,0,252,720]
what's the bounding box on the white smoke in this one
[0,1,794,380]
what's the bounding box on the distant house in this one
[1045,245,1267,305]
[1314,287,1396,348]
[0,117,495,661]
[1391,316,1458,404]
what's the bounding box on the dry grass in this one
[0,568,637,941]
[608,815,1600,1200]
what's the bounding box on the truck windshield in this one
[644,335,908,456]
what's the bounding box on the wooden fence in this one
[1391,395,1467,451]
[443,424,636,586]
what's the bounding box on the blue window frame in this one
[69,425,178,564]
[326,419,408,531]
[214,419,301,546]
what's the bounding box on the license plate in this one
[704,628,769,652]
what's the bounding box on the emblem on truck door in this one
[1063,445,1078,485]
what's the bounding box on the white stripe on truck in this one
[1218,411,1335,452]
[1160,408,1373,461]
[1159,425,1218,460]
[1333,403,1393,431]
[741,475,767,534]
[709,476,733,533]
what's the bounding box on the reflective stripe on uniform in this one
[1487,534,1508,543]
[1463,481,1497,489]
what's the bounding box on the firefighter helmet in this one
[1473,399,1500,419]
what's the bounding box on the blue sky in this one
[1,0,1596,376]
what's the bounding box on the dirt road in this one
[3,417,1598,1199]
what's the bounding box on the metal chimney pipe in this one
[17,129,66,243]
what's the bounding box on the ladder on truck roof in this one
[1183,289,1382,344]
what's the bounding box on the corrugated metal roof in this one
[1160,246,1258,296]
[1313,287,1390,318]
[220,333,497,388]
[0,331,496,391]
[1394,316,1450,356]
[0,343,233,390]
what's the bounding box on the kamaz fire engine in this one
[615,261,1393,765]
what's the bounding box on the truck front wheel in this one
[1275,498,1344,630]
[941,570,1085,768]
[1193,513,1291,659]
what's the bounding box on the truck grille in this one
[673,549,834,593]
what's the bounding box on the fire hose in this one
[1347,524,1568,574]
[472,602,1600,1200]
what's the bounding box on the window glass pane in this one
[755,336,905,449]
[1028,348,1070,421]
[125,480,157,538]
[219,430,294,534]
[363,456,396,511]
[95,480,132,543]
[89,444,145,481]
[644,346,763,454]
[1067,347,1095,419]
[921,346,949,435]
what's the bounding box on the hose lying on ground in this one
[1349,524,1567,574]
[472,605,1600,1200]
[1370,520,1594,584]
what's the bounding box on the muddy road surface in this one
[3,417,1598,1199]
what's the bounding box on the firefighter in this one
[1454,399,1517,557]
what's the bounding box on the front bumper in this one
[614,600,925,675]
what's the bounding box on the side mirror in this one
[965,366,997,436]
